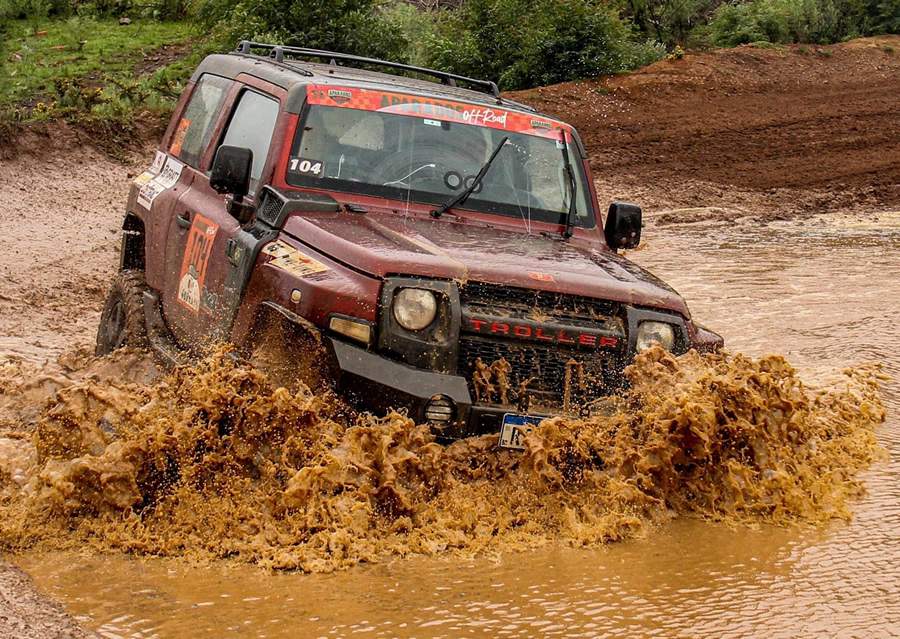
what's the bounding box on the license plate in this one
[499,413,544,450]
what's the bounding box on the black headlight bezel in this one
[626,307,690,355]
[378,277,461,373]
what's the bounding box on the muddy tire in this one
[95,270,149,356]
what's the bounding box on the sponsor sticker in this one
[149,150,166,174]
[177,213,219,314]
[155,158,184,189]
[460,108,508,127]
[136,158,184,210]
[305,84,572,139]
[262,241,329,278]
[169,117,190,156]
[327,88,353,104]
[133,171,154,188]
[137,180,166,210]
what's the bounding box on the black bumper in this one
[328,337,536,438]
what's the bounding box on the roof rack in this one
[235,41,503,105]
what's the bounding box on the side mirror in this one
[210,145,253,223]
[210,145,252,199]
[604,201,642,250]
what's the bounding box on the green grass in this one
[0,16,210,152]
[2,17,194,110]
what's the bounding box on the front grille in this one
[459,336,623,400]
[457,282,629,410]
[460,281,620,323]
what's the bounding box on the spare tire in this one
[95,270,149,356]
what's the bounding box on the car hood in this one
[282,211,689,316]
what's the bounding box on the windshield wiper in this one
[560,131,577,239]
[431,136,509,218]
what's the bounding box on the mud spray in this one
[0,346,886,573]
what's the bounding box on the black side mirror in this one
[604,201,642,250]
[210,145,252,199]
[211,145,254,223]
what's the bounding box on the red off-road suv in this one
[96,42,722,446]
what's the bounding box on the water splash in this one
[0,345,886,572]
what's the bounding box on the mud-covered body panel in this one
[231,232,381,346]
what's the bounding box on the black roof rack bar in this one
[235,40,502,103]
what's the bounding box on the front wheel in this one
[95,270,149,356]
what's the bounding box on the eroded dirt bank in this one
[511,35,900,221]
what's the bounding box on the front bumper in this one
[327,306,722,438]
[328,337,545,438]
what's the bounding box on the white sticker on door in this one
[136,157,184,210]
[155,158,184,189]
[149,150,166,174]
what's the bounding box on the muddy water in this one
[14,210,900,637]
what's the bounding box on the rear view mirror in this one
[210,145,252,198]
[604,201,642,250]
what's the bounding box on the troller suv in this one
[96,42,723,447]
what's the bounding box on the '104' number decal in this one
[289,157,324,177]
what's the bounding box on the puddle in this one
[6,211,900,636]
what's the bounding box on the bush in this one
[193,0,409,61]
[709,0,899,47]
[422,0,664,90]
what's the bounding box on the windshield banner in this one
[305,84,571,140]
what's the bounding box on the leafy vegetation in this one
[707,0,900,47]
[0,0,897,143]
[194,0,410,62]
[418,0,664,89]
[0,14,204,146]
[189,0,897,89]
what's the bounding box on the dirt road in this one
[0,127,138,364]
[0,36,898,637]
[0,564,86,638]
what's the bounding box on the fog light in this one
[424,395,455,426]
[329,316,372,345]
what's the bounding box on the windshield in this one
[286,86,594,228]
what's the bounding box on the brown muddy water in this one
[10,210,900,638]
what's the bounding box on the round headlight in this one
[393,288,437,331]
[636,321,675,352]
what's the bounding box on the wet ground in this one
[2,37,898,637]
[11,208,899,638]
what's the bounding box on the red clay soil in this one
[509,36,900,219]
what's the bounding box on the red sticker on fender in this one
[177,213,218,313]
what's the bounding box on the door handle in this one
[176,211,192,229]
[225,238,243,267]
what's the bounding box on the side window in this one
[220,90,279,194]
[170,74,231,168]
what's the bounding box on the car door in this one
[162,79,283,346]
